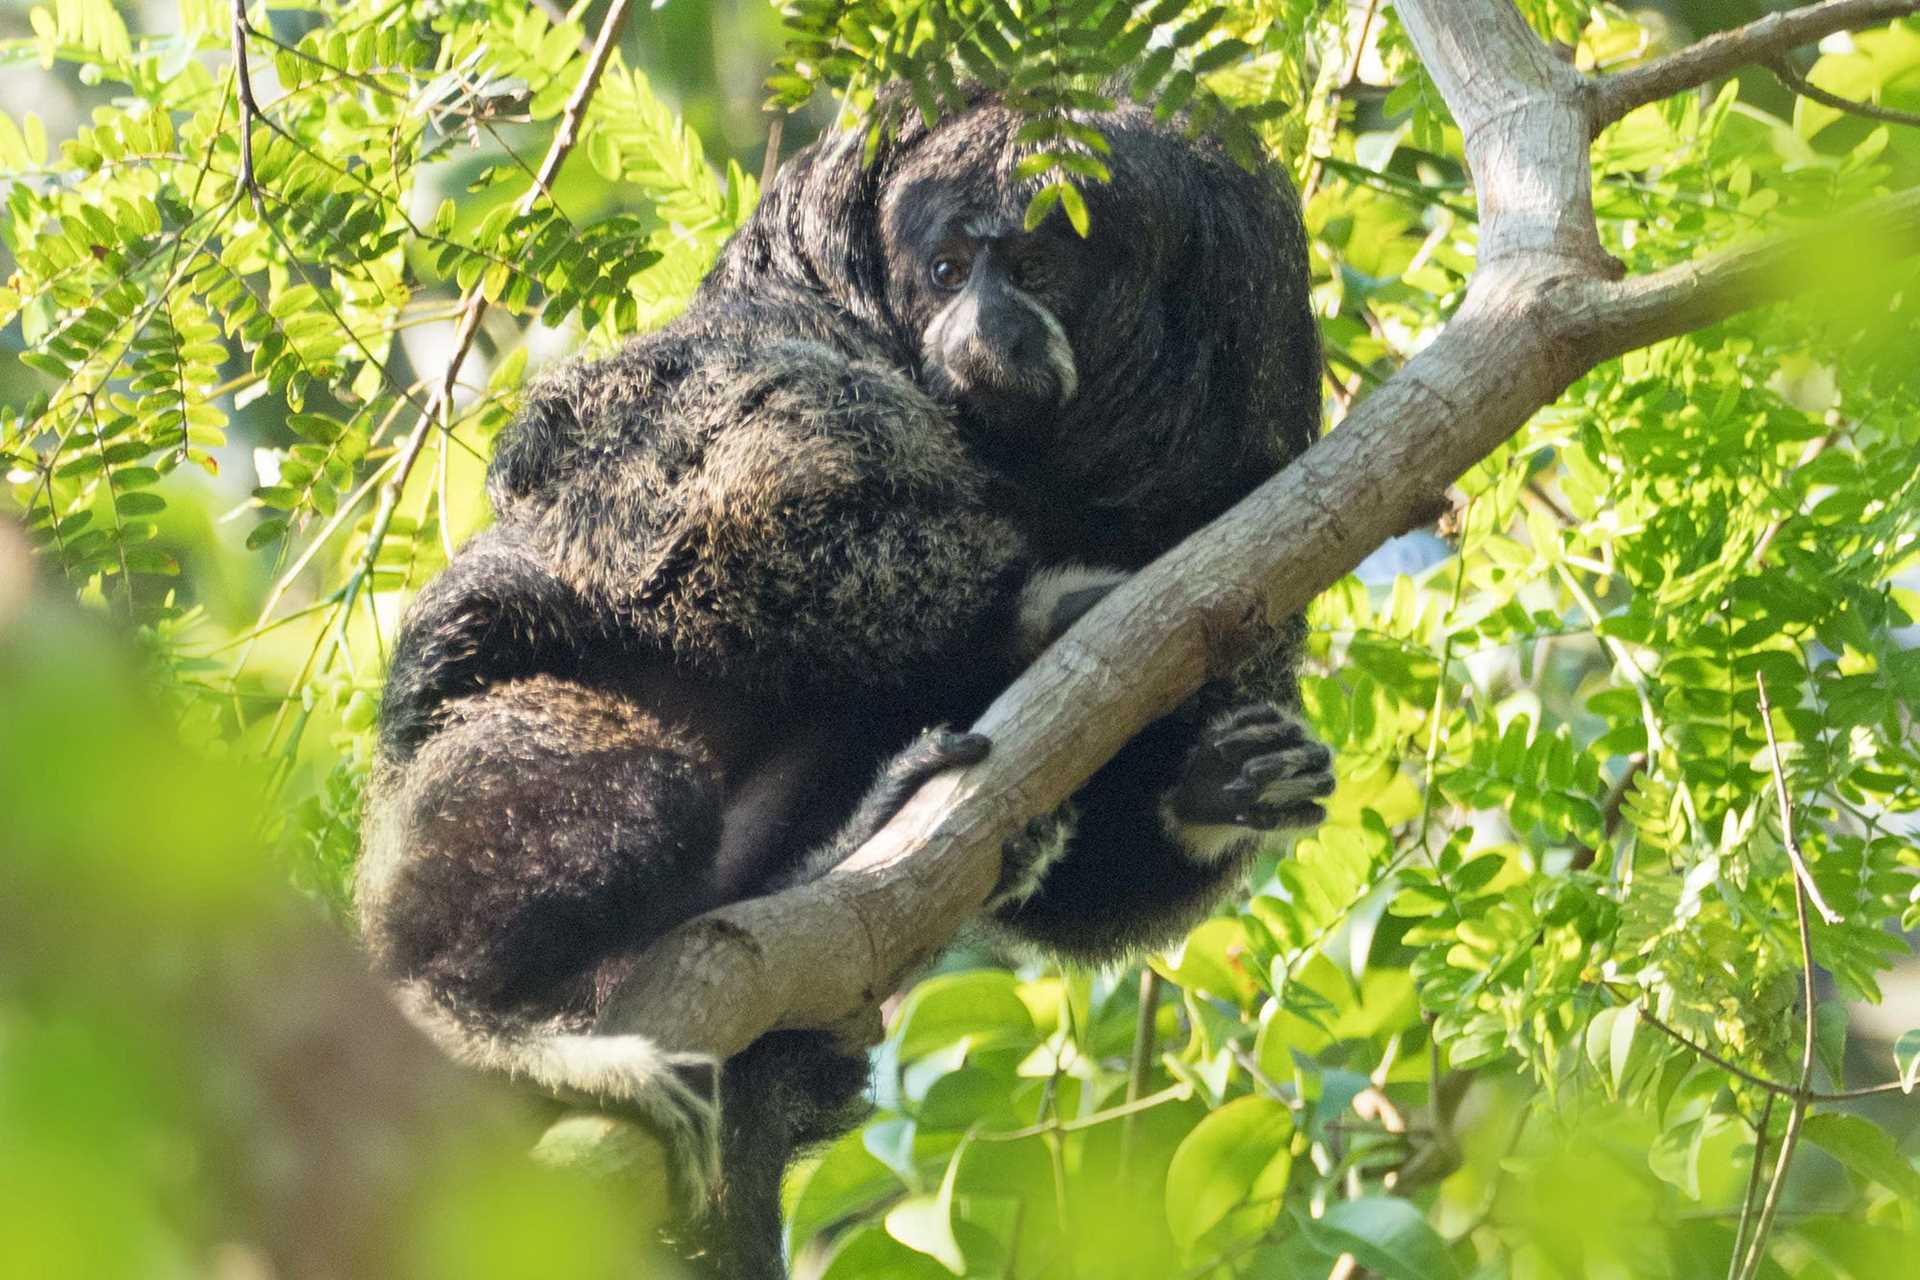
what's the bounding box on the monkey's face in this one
[886,202,1092,453]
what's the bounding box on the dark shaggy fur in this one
[358,90,1329,1278]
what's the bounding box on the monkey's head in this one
[708,90,1322,553]
[878,184,1090,451]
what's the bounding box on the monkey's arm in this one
[491,338,1035,692]
[987,625,1333,961]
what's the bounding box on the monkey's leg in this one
[776,726,990,889]
[360,676,739,1208]
[376,528,591,759]
[673,725,990,1279]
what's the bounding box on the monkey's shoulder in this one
[488,289,954,515]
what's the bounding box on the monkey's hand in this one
[1167,704,1333,860]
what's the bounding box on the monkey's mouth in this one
[924,337,1078,452]
[940,378,1067,454]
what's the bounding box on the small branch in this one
[1634,998,1906,1103]
[1733,1026,1813,1279]
[1300,0,1382,205]
[329,0,632,683]
[1727,1092,1775,1280]
[1117,969,1162,1186]
[1750,429,1842,565]
[1770,53,1920,127]
[1735,674,1824,1280]
[1572,751,1645,871]
[1226,1041,1296,1107]
[1590,185,1920,358]
[973,1082,1191,1143]
[760,111,786,192]
[1591,0,1920,129]
[1756,674,1843,925]
[432,0,632,414]
[229,0,265,215]
[1636,1004,1795,1095]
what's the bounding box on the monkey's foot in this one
[1170,703,1333,835]
[791,727,991,886]
[853,727,990,841]
[989,803,1076,911]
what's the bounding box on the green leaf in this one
[1302,1198,1462,1280]
[19,351,69,378]
[1056,181,1089,237]
[1022,185,1062,232]
[892,971,1036,1062]
[1897,1029,1920,1093]
[788,1130,906,1252]
[1803,1112,1920,1203]
[1152,918,1259,1008]
[245,517,289,551]
[1192,38,1250,76]
[1164,1095,1293,1249]
[884,1136,969,1274]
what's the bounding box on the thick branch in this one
[1592,0,1920,129]
[1587,185,1920,356]
[1394,0,1607,269]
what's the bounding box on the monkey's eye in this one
[929,256,970,291]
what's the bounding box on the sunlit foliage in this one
[2,2,1918,1278]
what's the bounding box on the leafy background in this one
[2,1,1919,1277]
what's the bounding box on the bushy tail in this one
[391,982,870,1279]
[388,980,724,1204]
[683,1032,870,1280]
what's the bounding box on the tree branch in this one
[1591,0,1920,130]
[1769,52,1920,127]
[1588,184,1920,356]
[576,0,1920,1165]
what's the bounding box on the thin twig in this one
[1591,0,1920,130]
[760,112,786,192]
[1117,969,1162,1186]
[1770,54,1920,129]
[1633,998,1903,1103]
[1727,1092,1775,1280]
[1736,673,1825,1280]
[1756,674,1843,925]
[973,1083,1192,1143]
[432,0,633,414]
[329,0,634,673]
[229,1,265,215]
[1301,0,1382,204]
[1750,429,1842,565]
[1226,1041,1297,1107]
[1572,751,1645,871]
